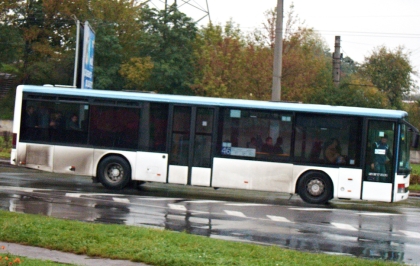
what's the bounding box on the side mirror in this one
[412,132,419,148]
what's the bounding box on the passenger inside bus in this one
[324,138,345,164]
[247,137,258,150]
[261,137,274,153]
[273,136,284,154]
[68,114,80,131]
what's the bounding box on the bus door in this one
[168,106,215,186]
[362,120,395,202]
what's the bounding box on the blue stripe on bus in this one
[20,85,407,119]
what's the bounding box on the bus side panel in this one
[393,174,410,202]
[337,168,362,199]
[168,165,188,185]
[362,182,392,202]
[212,158,294,193]
[20,143,53,172]
[135,152,168,182]
[191,167,211,186]
[53,146,94,175]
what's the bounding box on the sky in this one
[148,0,420,83]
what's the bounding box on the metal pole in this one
[271,0,283,101]
[333,36,341,87]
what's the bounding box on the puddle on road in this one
[0,192,417,265]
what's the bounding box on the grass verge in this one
[0,134,11,159]
[0,210,398,266]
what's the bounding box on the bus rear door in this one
[168,106,215,187]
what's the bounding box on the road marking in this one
[168,204,187,211]
[226,203,271,206]
[113,197,130,203]
[0,186,35,192]
[331,222,357,231]
[141,197,183,201]
[289,208,332,211]
[400,230,420,239]
[65,193,126,198]
[267,215,293,223]
[184,200,224,204]
[224,210,246,217]
[357,212,398,216]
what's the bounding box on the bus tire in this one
[297,171,332,204]
[97,156,131,190]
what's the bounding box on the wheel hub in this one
[111,168,120,177]
[107,164,123,182]
[307,179,324,196]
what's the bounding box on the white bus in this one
[11,85,419,204]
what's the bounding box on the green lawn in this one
[0,210,398,266]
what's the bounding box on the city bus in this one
[11,85,419,204]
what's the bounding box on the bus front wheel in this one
[297,172,332,204]
[98,156,131,190]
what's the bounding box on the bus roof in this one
[20,85,407,119]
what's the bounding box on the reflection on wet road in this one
[1,166,420,264]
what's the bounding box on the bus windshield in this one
[398,123,411,175]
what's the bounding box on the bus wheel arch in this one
[97,154,132,190]
[296,171,333,204]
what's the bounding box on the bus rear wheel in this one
[297,171,332,204]
[98,156,131,190]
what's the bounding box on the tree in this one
[92,30,125,90]
[0,0,89,84]
[192,22,251,98]
[312,73,389,108]
[280,27,332,102]
[86,0,143,90]
[359,46,416,109]
[119,57,154,90]
[0,0,144,88]
[0,25,23,67]
[135,4,197,94]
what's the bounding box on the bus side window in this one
[294,114,361,166]
[218,108,292,162]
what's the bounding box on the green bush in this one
[411,164,420,185]
[0,133,12,159]
[0,87,16,120]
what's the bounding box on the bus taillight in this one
[397,184,406,193]
[12,133,17,149]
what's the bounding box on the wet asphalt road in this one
[1,164,420,265]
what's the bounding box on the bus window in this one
[149,103,168,152]
[366,121,395,182]
[218,108,292,162]
[170,106,191,165]
[89,105,140,149]
[20,100,89,144]
[193,108,214,168]
[138,102,169,152]
[294,114,362,166]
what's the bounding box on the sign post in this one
[81,21,95,89]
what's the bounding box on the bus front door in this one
[168,106,215,186]
[362,120,395,202]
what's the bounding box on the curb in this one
[0,241,148,266]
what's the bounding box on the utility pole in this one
[332,36,342,87]
[271,0,283,102]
